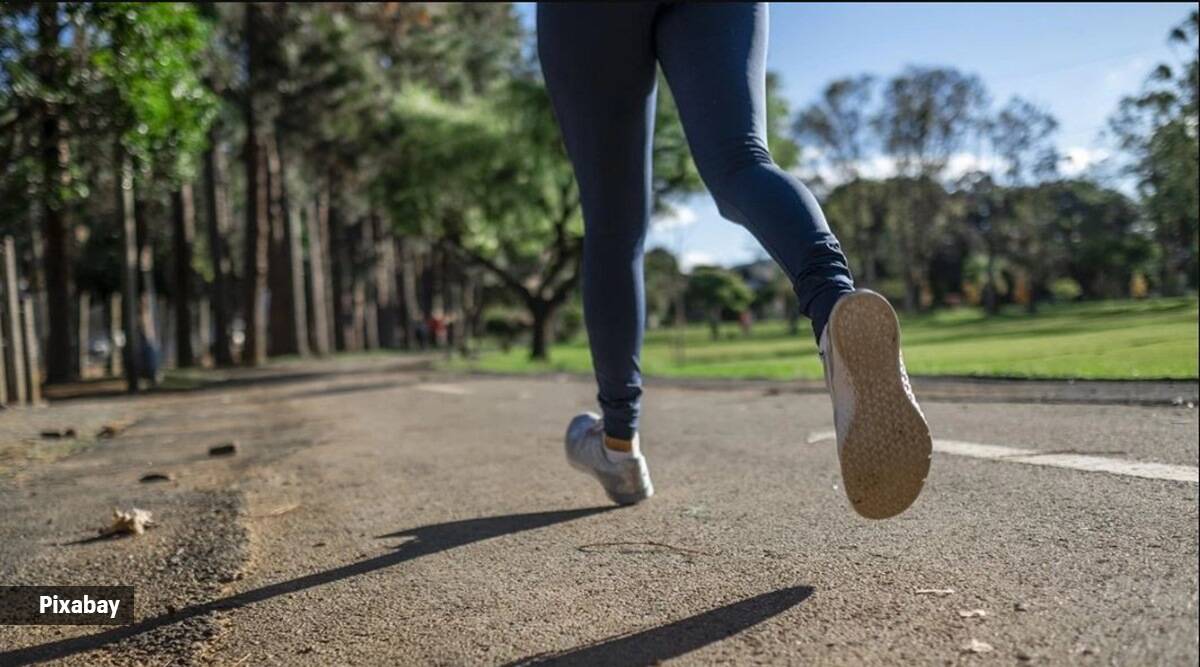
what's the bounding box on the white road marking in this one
[805,430,1198,484]
[414,383,472,396]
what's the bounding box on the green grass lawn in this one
[452,297,1199,381]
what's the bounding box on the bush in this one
[1050,278,1082,302]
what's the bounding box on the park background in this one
[0,2,1196,404]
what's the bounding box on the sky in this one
[514,2,1194,269]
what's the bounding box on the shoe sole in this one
[828,290,932,519]
[567,458,654,506]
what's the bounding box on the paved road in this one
[1,359,1196,665]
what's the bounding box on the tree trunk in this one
[284,161,309,358]
[441,248,458,353]
[305,195,332,355]
[327,179,353,351]
[529,301,554,360]
[38,3,73,383]
[862,247,877,287]
[361,214,380,350]
[372,213,398,348]
[172,184,196,367]
[350,222,367,352]
[134,183,160,382]
[26,195,48,359]
[204,131,234,366]
[459,271,475,354]
[1159,239,1182,297]
[265,128,305,357]
[398,237,422,349]
[241,4,269,366]
[116,146,139,391]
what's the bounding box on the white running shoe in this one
[820,290,932,519]
[564,412,654,505]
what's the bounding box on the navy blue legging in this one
[538,2,855,440]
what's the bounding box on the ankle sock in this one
[603,434,639,462]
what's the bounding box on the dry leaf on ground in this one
[99,508,155,537]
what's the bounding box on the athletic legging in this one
[538,2,855,440]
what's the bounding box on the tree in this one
[644,247,683,328]
[35,3,74,382]
[1109,10,1199,294]
[0,2,87,382]
[794,75,876,182]
[685,266,753,340]
[954,171,1009,311]
[971,97,1060,312]
[989,96,1059,185]
[1045,180,1152,299]
[0,3,214,386]
[379,72,706,360]
[822,178,890,287]
[875,66,988,310]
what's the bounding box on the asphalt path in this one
[1,360,1196,665]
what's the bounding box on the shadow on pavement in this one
[504,585,815,666]
[0,507,613,666]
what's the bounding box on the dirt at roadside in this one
[0,378,326,666]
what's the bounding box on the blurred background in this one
[0,2,1196,402]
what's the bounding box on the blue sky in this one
[514,2,1194,269]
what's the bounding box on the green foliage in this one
[794,75,876,180]
[554,302,584,343]
[989,96,1059,184]
[644,247,684,327]
[1050,278,1082,302]
[1108,10,1199,293]
[89,3,217,181]
[685,266,754,337]
[875,66,988,177]
[765,72,799,170]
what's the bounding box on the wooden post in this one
[305,197,331,356]
[0,307,7,406]
[197,297,212,366]
[23,296,41,405]
[109,292,123,377]
[77,290,90,378]
[3,236,26,404]
[172,183,196,367]
[117,146,139,392]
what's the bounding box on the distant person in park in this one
[539,3,932,519]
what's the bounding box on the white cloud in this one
[680,251,716,272]
[1060,146,1111,177]
[855,155,901,180]
[651,205,698,232]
